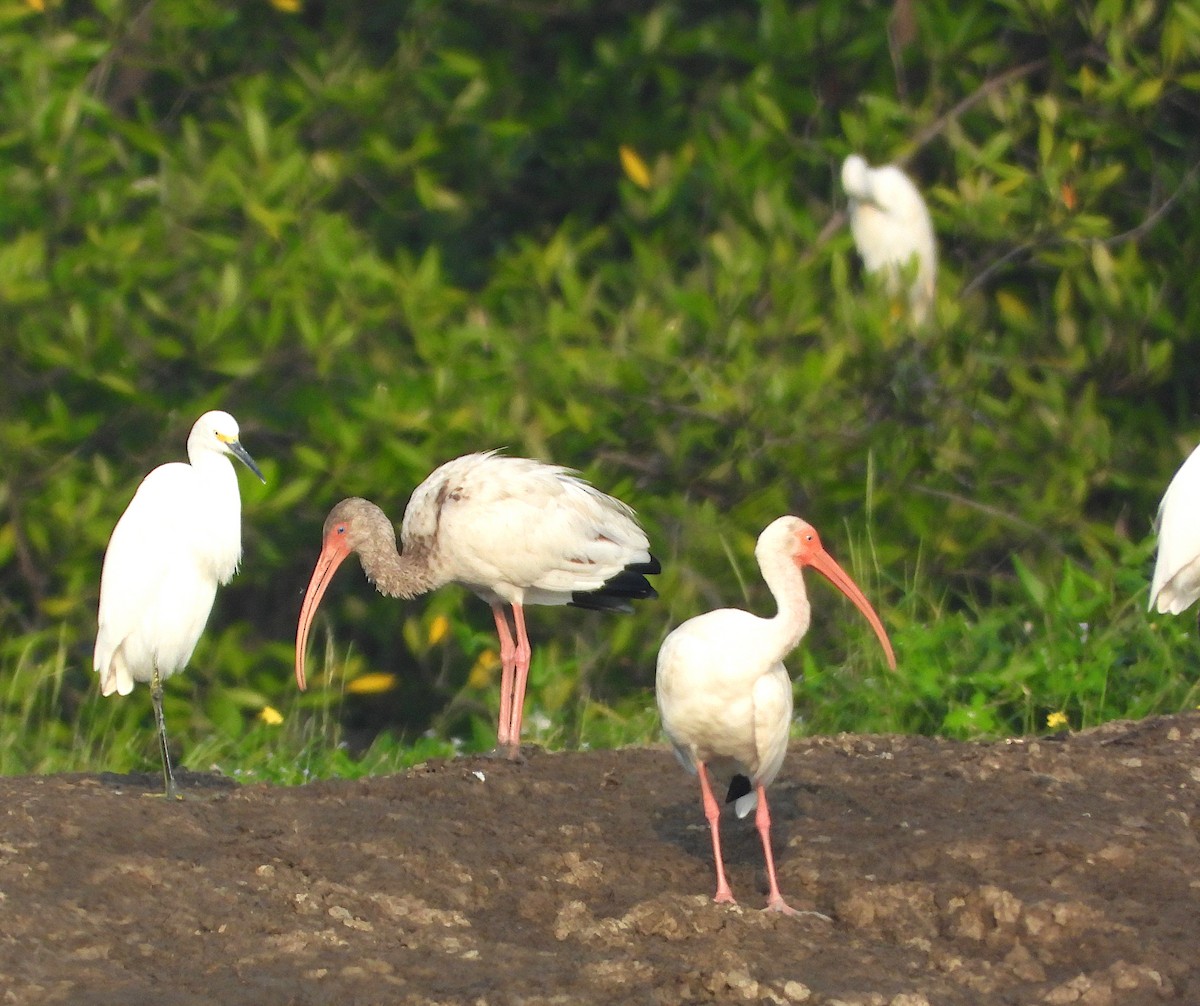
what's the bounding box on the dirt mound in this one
[2,714,1197,1004]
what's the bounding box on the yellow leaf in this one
[25,0,45,10]
[346,672,399,695]
[259,706,284,726]
[246,201,286,239]
[619,145,652,190]
[995,289,1031,323]
[467,650,500,690]
[427,614,450,646]
[1129,78,1163,108]
[269,0,302,11]
[1046,711,1068,730]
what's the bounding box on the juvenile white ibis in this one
[294,451,659,757]
[1149,440,1200,615]
[656,516,896,914]
[841,153,937,324]
[93,410,265,798]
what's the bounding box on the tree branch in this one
[1102,154,1200,249]
[898,56,1051,166]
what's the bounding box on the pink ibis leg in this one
[755,784,800,916]
[504,602,533,754]
[491,604,517,750]
[696,761,736,904]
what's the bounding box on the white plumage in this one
[841,153,937,324]
[657,516,895,914]
[1149,441,1200,615]
[401,452,652,606]
[94,410,264,796]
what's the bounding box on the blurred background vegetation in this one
[2,0,1199,778]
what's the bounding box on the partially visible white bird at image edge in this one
[841,153,937,324]
[93,410,265,797]
[1149,440,1200,615]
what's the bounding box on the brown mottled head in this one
[295,498,395,690]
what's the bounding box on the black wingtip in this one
[568,555,661,613]
[725,773,752,805]
[627,554,662,575]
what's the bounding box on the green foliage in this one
[1,0,1198,776]
[799,534,1197,741]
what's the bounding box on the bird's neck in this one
[360,540,437,601]
[190,452,243,582]
[760,553,813,657]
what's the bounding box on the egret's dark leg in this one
[150,666,179,799]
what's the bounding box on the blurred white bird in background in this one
[1149,440,1200,617]
[94,410,265,798]
[656,516,896,915]
[841,153,937,325]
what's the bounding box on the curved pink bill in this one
[295,535,353,691]
[800,547,897,670]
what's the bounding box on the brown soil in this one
[2,713,1197,1005]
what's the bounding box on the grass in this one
[2,538,1197,784]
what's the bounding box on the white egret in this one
[93,410,265,797]
[295,451,659,759]
[841,153,937,324]
[1149,440,1200,615]
[656,516,895,914]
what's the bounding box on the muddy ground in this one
[1,713,1197,1006]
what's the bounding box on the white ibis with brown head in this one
[295,451,660,757]
[656,515,896,914]
[841,153,937,325]
[1149,439,1200,616]
[93,410,265,798]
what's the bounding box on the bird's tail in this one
[569,556,661,613]
[96,653,136,697]
[725,773,757,819]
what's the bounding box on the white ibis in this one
[656,516,896,914]
[93,410,265,798]
[1149,440,1200,615]
[294,451,660,757]
[841,153,937,325]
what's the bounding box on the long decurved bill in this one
[800,547,897,670]
[295,534,353,690]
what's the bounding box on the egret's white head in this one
[188,410,265,482]
[841,154,873,202]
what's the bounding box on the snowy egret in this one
[1149,440,1200,615]
[295,451,660,758]
[841,153,937,324]
[656,516,895,913]
[93,410,265,798]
